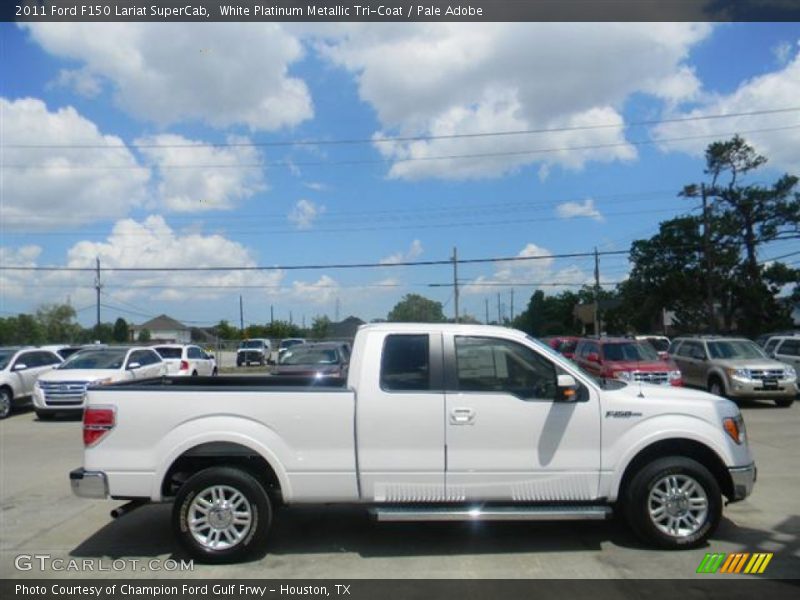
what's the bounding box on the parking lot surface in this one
[1,399,798,579]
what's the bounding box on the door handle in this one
[450,407,476,425]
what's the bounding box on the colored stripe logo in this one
[696,552,773,574]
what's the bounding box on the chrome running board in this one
[371,505,612,522]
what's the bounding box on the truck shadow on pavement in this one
[70,503,798,568]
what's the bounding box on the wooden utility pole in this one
[485,298,490,324]
[452,247,459,323]
[593,247,600,336]
[239,295,244,332]
[95,257,101,329]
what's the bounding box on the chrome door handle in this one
[450,407,476,425]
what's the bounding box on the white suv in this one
[0,347,62,419]
[155,344,217,376]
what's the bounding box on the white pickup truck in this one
[71,324,756,563]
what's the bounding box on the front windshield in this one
[707,340,766,360]
[0,351,14,370]
[240,341,264,349]
[279,347,339,365]
[644,337,670,352]
[603,342,660,362]
[558,339,578,354]
[59,349,127,370]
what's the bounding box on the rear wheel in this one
[173,467,272,563]
[624,456,721,549]
[0,389,12,419]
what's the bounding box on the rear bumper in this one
[728,463,756,502]
[70,468,109,499]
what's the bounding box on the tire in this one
[192,371,198,377]
[708,377,726,398]
[173,467,271,564]
[0,388,12,420]
[36,410,54,421]
[774,397,794,408]
[212,368,218,376]
[623,456,721,550]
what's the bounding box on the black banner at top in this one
[5,0,800,23]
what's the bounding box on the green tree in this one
[387,294,446,323]
[35,304,81,342]
[309,316,331,340]
[138,328,151,342]
[214,320,240,341]
[112,317,129,343]
[0,314,44,345]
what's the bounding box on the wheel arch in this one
[616,438,734,503]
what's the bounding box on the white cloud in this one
[0,246,43,300]
[290,275,340,305]
[51,68,102,97]
[319,23,711,179]
[136,134,266,212]
[1,97,149,229]
[556,198,604,222]
[380,239,424,264]
[652,41,800,173]
[23,23,313,131]
[288,199,325,230]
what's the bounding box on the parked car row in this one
[0,343,218,419]
[543,333,798,407]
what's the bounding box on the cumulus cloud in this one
[51,68,102,97]
[1,97,148,229]
[136,134,266,212]
[288,199,325,229]
[555,198,604,222]
[23,23,313,130]
[652,41,800,173]
[380,239,424,264]
[290,275,340,305]
[319,23,711,179]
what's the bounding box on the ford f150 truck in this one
[71,324,756,563]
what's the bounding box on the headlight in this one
[723,414,747,445]
[785,366,797,379]
[613,371,633,381]
[727,368,751,380]
[668,370,682,381]
[93,377,114,386]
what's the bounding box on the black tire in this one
[36,410,55,421]
[623,456,721,550]
[0,388,13,420]
[173,467,271,564]
[192,371,198,377]
[708,377,726,398]
[774,397,794,408]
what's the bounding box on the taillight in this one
[180,360,189,371]
[83,407,115,447]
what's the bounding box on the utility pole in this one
[239,295,244,332]
[701,183,715,332]
[593,247,600,336]
[270,304,274,325]
[452,247,459,323]
[485,298,490,324]
[95,257,101,329]
[335,297,340,322]
[497,293,502,324]
[289,310,293,325]
[510,289,515,322]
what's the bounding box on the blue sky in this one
[1,22,799,329]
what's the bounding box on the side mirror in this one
[587,352,600,364]
[127,362,141,370]
[12,363,27,371]
[556,374,579,402]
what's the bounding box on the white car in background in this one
[0,347,62,419]
[33,346,166,419]
[154,344,217,376]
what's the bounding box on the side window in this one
[380,335,430,391]
[667,340,681,355]
[677,341,698,358]
[188,346,203,359]
[15,352,37,368]
[455,336,556,401]
[34,351,60,366]
[778,340,800,357]
[127,351,145,367]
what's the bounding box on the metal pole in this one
[485,298,489,324]
[239,295,244,332]
[452,247,459,323]
[270,304,274,325]
[510,289,515,322]
[95,257,101,329]
[593,247,600,336]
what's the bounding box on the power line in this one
[5,106,800,150]
[5,124,800,170]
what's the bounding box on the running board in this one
[371,505,612,522]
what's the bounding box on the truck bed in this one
[96,375,349,391]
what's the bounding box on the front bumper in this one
[70,468,109,499]
[728,463,756,502]
[727,378,797,398]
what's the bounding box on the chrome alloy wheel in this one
[648,474,709,538]
[188,485,253,550]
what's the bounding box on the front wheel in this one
[623,456,721,549]
[173,467,271,563]
[774,397,794,408]
[708,378,726,398]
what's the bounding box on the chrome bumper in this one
[70,468,109,499]
[728,463,756,502]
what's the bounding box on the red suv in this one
[541,336,580,360]
[573,337,683,386]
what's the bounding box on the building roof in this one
[132,314,188,332]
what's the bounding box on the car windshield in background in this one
[644,338,670,352]
[558,340,578,353]
[0,351,13,370]
[155,347,183,359]
[280,340,304,350]
[280,348,339,365]
[603,342,660,362]
[59,349,127,370]
[708,341,766,360]
[240,341,264,349]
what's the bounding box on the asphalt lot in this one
[1,398,798,580]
